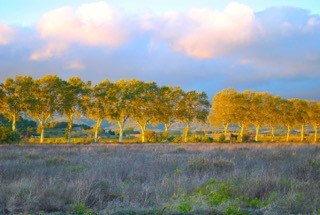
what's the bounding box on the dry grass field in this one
[0,143,319,214]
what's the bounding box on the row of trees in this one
[209,89,320,143]
[0,75,210,143]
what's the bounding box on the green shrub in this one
[219,134,226,142]
[188,134,214,143]
[145,130,158,143]
[0,126,21,144]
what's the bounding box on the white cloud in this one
[30,1,130,61]
[0,23,14,45]
[143,2,261,58]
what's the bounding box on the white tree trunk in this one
[286,125,290,142]
[12,114,16,131]
[117,120,123,143]
[300,124,304,142]
[183,123,189,143]
[255,125,260,142]
[94,118,102,143]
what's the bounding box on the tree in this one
[307,101,320,143]
[290,98,309,142]
[234,92,251,142]
[265,95,282,141]
[130,81,159,143]
[155,86,183,134]
[0,76,33,131]
[246,91,268,142]
[278,99,295,142]
[27,75,64,143]
[208,89,238,137]
[60,77,90,142]
[86,79,113,143]
[106,79,136,143]
[176,90,210,143]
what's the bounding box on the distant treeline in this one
[0,75,210,143]
[1,76,319,144]
[208,89,320,143]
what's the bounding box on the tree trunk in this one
[183,123,190,143]
[223,123,229,137]
[40,127,44,143]
[286,125,290,142]
[66,116,73,143]
[39,120,45,143]
[271,126,275,142]
[117,120,123,143]
[255,125,260,142]
[300,124,304,142]
[314,125,318,144]
[239,124,245,142]
[94,118,102,143]
[164,123,169,132]
[137,122,146,143]
[12,114,16,131]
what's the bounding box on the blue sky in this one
[0,0,320,99]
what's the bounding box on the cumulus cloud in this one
[30,1,131,61]
[0,23,14,45]
[143,2,261,58]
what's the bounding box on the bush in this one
[188,134,214,143]
[0,126,21,144]
[219,134,226,143]
[145,130,158,143]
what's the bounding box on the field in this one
[0,143,319,214]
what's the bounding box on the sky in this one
[0,0,320,100]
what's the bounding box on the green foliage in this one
[71,201,95,215]
[188,134,214,143]
[167,179,273,214]
[0,126,21,144]
[219,134,226,142]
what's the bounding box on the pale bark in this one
[117,120,123,143]
[183,123,190,143]
[223,123,229,137]
[39,120,45,143]
[12,114,16,131]
[164,123,169,132]
[255,125,260,142]
[286,125,291,142]
[300,124,304,142]
[137,122,147,143]
[313,125,318,144]
[66,115,73,143]
[239,124,245,142]
[271,126,275,142]
[94,118,102,143]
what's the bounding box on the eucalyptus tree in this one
[307,100,320,143]
[60,77,90,142]
[208,88,238,137]
[265,95,282,141]
[176,90,210,143]
[86,79,113,143]
[27,75,64,143]
[290,98,309,142]
[0,76,34,131]
[130,81,159,143]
